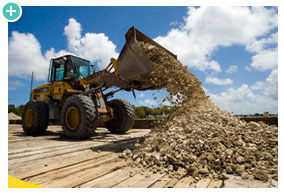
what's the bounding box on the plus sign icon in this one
[2,2,22,22]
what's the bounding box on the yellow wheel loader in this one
[21,27,176,139]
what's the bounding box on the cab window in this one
[69,56,91,79]
[50,61,65,82]
[55,64,65,81]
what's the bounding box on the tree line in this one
[8,105,22,116]
[134,105,176,119]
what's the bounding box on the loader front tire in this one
[22,101,49,136]
[61,94,98,139]
[105,99,135,134]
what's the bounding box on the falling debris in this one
[123,42,278,182]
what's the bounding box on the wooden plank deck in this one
[8,124,277,188]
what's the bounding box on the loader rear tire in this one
[61,94,98,139]
[105,99,135,134]
[22,101,49,136]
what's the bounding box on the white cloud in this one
[8,32,50,80]
[169,21,179,27]
[245,30,277,71]
[252,69,278,100]
[9,18,118,80]
[139,99,157,106]
[210,69,278,114]
[225,65,238,74]
[251,48,278,71]
[155,7,277,73]
[9,80,25,90]
[210,85,258,114]
[246,32,278,53]
[64,18,82,52]
[138,93,145,98]
[184,7,277,46]
[64,18,118,69]
[205,77,233,85]
[244,66,252,71]
[155,29,222,72]
[208,61,221,73]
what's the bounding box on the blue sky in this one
[8,6,278,114]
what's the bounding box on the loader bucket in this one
[116,26,176,81]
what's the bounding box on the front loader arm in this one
[79,70,133,90]
[78,26,175,92]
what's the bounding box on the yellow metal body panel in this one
[32,81,74,103]
[110,58,119,76]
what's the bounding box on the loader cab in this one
[48,55,93,82]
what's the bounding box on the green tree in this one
[135,106,147,118]
[8,106,21,115]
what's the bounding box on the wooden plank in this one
[41,158,130,188]
[8,134,61,142]
[8,128,145,149]
[129,172,166,188]
[9,143,72,156]
[207,180,223,188]
[9,142,95,160]
[112,171,159,188]
[165,178,179,188]
[8,127,62,143]
[149,175,172,188]
[8,139,85,153]
[8,128,148,151]
[8,133,114,151]
[9,150,112,179]
[223,179,249,188]
[78,166,141,188]
[9,136,139,171]
[174,176,195,188]
[195,179,212,188]
[8,132,125,154]
[9,139,65,149]
[247,179,269,188]
[8,125,151,188]
[27,153,119,185]
[9,142,106,165]
[9,146,103,168]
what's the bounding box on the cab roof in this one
[51,55,90,63]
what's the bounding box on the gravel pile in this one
[8,112,21,120]
[121,42,278,182]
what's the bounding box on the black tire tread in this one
[22,101,49,136]
[61,94,98,139]
[105,99,135,134]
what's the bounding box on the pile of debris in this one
[8,112,21,123]
[9,112,21,120]
[121,42,278,182]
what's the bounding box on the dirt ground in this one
[8,124,277,188]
